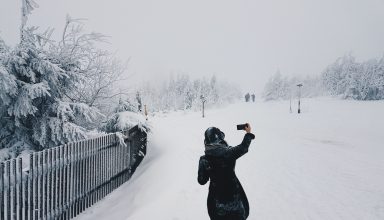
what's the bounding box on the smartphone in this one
[237,124,247,130]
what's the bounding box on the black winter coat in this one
[198,133,255,220]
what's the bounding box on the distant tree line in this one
[122,74,242,113]
[262,70,323,101]
[262,54,384,101]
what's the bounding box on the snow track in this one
[76,98,384,220]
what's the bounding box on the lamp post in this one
[144,104,148,121]
[289,92,292,113]
[200,95,206,118]
[297,83,303,114]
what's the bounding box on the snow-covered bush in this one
[102,99,147,133]
[103,112,147,133]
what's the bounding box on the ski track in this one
[75,98,384,220]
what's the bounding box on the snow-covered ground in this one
[75,98,384,220]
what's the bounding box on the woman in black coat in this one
[198,125,255,220]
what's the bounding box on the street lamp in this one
[297,83,303,114]
[289,91,292,113]
[200,95,207,118]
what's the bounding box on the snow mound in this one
[103,111,149,133]
[115,111,147,131]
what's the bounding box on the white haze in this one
[1,0,384,94]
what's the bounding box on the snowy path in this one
[76,98,384,220]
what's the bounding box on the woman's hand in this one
[245,123,251,133]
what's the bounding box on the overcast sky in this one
[1,0,384,94]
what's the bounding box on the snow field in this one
[76,98,384,220]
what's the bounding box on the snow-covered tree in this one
[322,54,358,96]
[47,15,127,110]
[0,28,102,155]
[0,0,129,158]
[262,70,324,101]
[262,70,290,100]
[322,54,384,100]
[114,98,138,113]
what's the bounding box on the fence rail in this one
[0,125,147,220]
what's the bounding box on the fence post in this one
[112,134,116,190]
[38,151,43,220]
[100,136,105,199]
[108,135,112,195]
[66,143,72,220]
[53,148,59,219]
[84,142,90,209]
[74,142,79,218]
[118,133,122,185]
[104,136,108,197]
[5,161,10,220]
[11,159,16,220]
[97,138,102,201]
[77,141,82,216]
[69,143,74,219]
[62,145,68,219]
[47,149,52,220]
[58,147,62,218]
[80,141,85,213]
[0,162,4,220]
[23,158,28,220]
[55,148,60,218]
[62,146,67,218]
[44,150,48,219]
[87,140,92,208]
[32,153,37,220]
[27,154,32,220]
[17,158,22,220]
[70,143,77,218]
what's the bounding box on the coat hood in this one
[204,127,225,145]
[205,141,229,157]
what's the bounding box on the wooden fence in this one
[0,125,147,220]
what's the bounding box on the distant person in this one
[245,93,250,102]
[198,124,255,220]
[251,94,255,102]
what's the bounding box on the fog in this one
[1,0,384,94]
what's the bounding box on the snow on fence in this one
[0,125,147,220]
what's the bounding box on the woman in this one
[198,124,255,220]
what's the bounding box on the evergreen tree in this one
[0,1,105,157]
[0,29,101,154]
